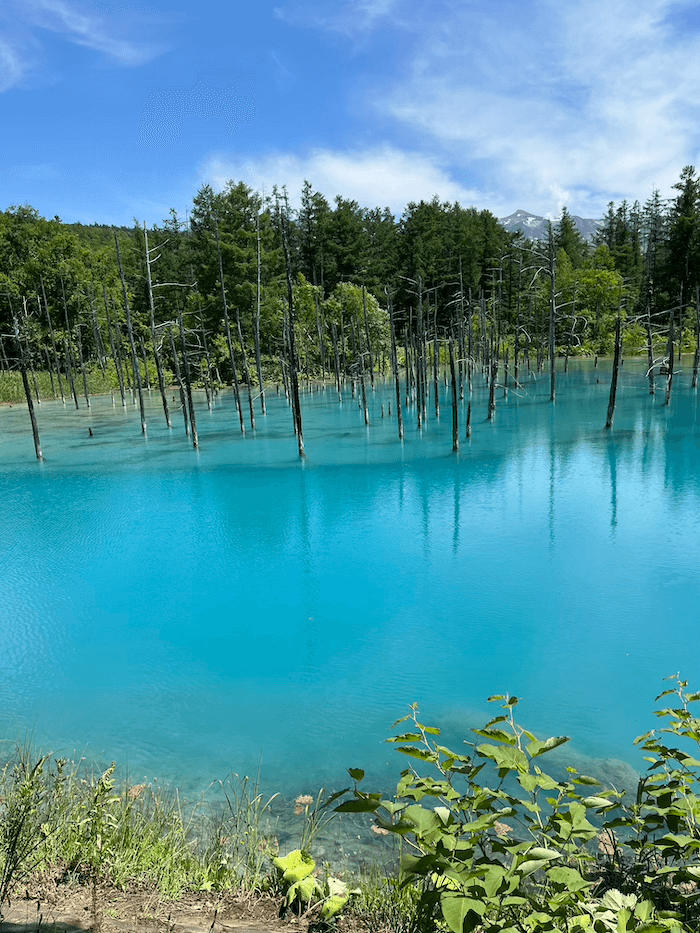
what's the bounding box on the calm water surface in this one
[1,360,699,802]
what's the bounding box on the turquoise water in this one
[1,360,699,804]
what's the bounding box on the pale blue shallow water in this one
[1,360,699,802]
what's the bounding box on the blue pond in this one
[1,360,699,804]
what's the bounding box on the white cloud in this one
[0,37,29,91]
[0,0,177,90]
[29,0,172,64]
[274,0,402,36]
[361,0,700,215]
[199,145,486,216]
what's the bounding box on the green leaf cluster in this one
[336,681,700,932]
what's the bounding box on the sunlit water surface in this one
[1,360,699,814]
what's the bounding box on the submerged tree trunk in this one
[104,288,127,408]
[449,338,459,451]
[280,203,305,458]
[692,287,700,390]
[143,224,172,428]
[254,211,267,415]
[168,325,189,437]
[114,232,146,433]
[41,277,65,403]
[213,216,245,433]
[362,283,375,389]
[177,306,198,449]
[646,304,655,395]
[75,323,91,408]
[665,309,675,406]
[487,358,498,420]
[387,289,403,440]
[11,302,43,460]
[605,315,623,429]
[60,278,80,409]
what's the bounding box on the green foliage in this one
[0,750,56,915]
[336,683,700,933]
[271,848,358,919]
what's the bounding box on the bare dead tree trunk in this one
[665,307,675,406]
[487,358,498,420]
[114,232,147,433]
[11,300,43,460]
[177,305,198,448]
[605,314,623,429]
[60,278,80,409]
[75,323,91,408]
[646,303,655,395]
[331,322,342,402]
[362,283,375,389]
[387,288,403,440]
[433,312,440,419]
[213,215,245,433]
[465,399,472,438]
[449,338,459,451]
[143,224,172,427]
[692,287,699,390]
[233,301,256,430]
[280,201,305,457]
[548,245,557,403]
[41,277,65,402]
[168,325,189,436]
[254,211,266,414]
[104,287,126,408]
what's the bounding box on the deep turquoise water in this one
[1,360,699,804]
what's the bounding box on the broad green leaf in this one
[483,865,507,898]
[517,859,549,878]
[472,728,516,745]
[396,746,439,762]
[286,875,320,904]
[547,867,590,892]
[434,806,452,825]
[476,743,528,773]
[321,894,348,920]
[347,768,364,781]
[405,804,443,838]
[386,732,422,743]
[582,796,617,809]
[272,849,315,884]
[527,847,562,860]
[440,893,485,933]
[335,798,380,813]
[600,890,637,911]
[527,735,570,758]
[518,772,538,793]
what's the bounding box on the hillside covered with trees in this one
[1,166,699,447]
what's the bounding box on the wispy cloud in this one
[28,0,171,64]
[200,145,483,216]
[282,0,700,216]
[0,0,180,90]
[0,37,31,91]
[273,0,402,36]
[373,0,700,214]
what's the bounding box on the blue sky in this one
[2,0,700,226]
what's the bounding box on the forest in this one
[1,165,700,456]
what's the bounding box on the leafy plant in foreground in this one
[336,692,694,932]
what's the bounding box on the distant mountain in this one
[499,209,602,243]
